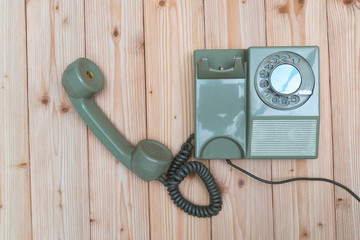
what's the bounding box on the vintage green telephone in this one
[62,46,359,218]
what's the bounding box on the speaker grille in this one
[250,119,317,157]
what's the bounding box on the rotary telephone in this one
[62,46,359,218]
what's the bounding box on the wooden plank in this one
[203,0,274,239]
[0,1,32,239]
[327,0,360,239]
[26,0,90,239]
[85,0,149,239]
[265,0,336,239]
[144,0,211,239]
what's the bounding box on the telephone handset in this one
[62,59,174,181]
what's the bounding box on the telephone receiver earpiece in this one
[62,58,173,181]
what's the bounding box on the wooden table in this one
[1,0,359,239]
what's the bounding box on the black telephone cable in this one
[226,159,360,202]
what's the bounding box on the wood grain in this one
[26,0,90,239]
[0,1,32,239]
[1,0,360,238]
[85,0,149,239]
[327,0,360,239]
[144,0,211,239]
[265,0,336,239]
[203,0,274,239]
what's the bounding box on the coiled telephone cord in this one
[158,134,222,218]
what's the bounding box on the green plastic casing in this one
[62,58,173,181]
[194,47,320,159]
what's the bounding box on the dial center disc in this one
[270,64,302,95]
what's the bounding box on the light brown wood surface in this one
[327,0,360,239]
[26,0,90,239]
[1,0,359,239]
[0,0,32,239]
